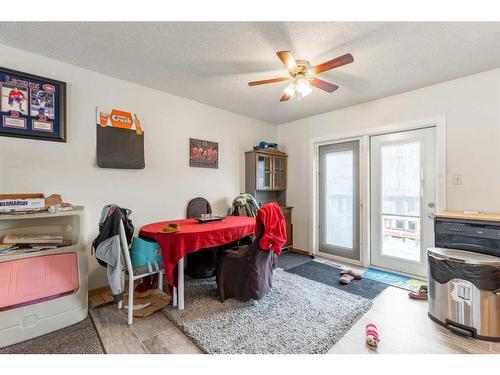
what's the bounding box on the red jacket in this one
[256,202,287,256]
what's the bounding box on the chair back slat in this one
[187,197,212,218]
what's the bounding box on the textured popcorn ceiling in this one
[0,22,499,124]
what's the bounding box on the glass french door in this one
[318,141,360,260]
[370,128,436,277]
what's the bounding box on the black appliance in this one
[435,217,500,258]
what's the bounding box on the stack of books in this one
[0,243,18,254]
[2,234,71,253]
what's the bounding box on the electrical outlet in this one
[453,174,463,185]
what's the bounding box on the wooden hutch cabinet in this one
[245,149,293,250]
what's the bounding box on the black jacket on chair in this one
[216,220,274,302]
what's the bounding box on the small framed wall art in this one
[189,138,219,169]
[0,67,66,142]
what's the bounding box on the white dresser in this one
[0,207,88,348]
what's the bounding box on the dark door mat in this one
[0,315,105,354]
[286,261,388,300]
[276,251,313,270]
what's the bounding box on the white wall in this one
[0,44,276,289]
[277,68,500,252]
[2,42,499,282]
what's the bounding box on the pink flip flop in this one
[366,323,380,348]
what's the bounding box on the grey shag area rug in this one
[0,316,105,354]
[163,269,372,354]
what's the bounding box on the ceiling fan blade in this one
[276,51,298,72]
[248,77,288,86]
[309,78,339,93]
[280,92,291,102]
[310,53,354,75]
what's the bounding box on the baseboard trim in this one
[290,248,314,257]
[316,252,363,267]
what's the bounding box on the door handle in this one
[427,202,435,208]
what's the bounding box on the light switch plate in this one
[453,174,463,185]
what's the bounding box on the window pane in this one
[380,142,421,261]
[257,156,271,188]
[325,150,354,248]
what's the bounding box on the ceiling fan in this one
[248,51,354,102]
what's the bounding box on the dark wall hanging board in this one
[96,125,144,169]
[96,107,145,169]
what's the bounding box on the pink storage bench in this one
[0,252,79,310]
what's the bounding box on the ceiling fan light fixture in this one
[248,50,353,102]
[295,78,312,97]
[284,82,296,97]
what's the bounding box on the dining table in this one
[139,215,256,310]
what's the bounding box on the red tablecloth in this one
[139,216,256,288]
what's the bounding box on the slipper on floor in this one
[366,323,380,348]
[408,285,428,300]
[340,269,362,280]
[339,273,355,285]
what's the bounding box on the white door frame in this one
[309,115,447,268]
[318,139,362,260]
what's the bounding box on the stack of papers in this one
[1,234,71,254]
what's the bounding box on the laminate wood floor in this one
[90,257,500,354]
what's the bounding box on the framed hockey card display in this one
[0,67,66,142]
